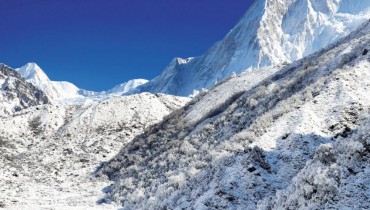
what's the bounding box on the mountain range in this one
[135,0,370,96]
[12,0,370,101]
[1,0,370,209]
[16,63,148,102]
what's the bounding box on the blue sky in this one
[1,0,254,91]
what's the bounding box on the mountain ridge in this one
[0,64,49,116]
[133,0,370,96]
[2,1,370,209]
[16,63,148,101]
[10,1,370,99]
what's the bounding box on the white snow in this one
[16,63,84,100]
[3,1,370,209]
[98,19,370,209]
[100,79,148,96]
[0,92,189,209]
[136,0,370,96]
[16,63,148,102]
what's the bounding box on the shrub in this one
[28,116,43,135]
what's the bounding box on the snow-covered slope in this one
[0,92,189,209]
[16,63,148,101]
[135,0,370,96]
[98,20,370,209]
[0,64,49,117]
[100,79,148,96]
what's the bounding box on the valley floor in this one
[0,93,189,210]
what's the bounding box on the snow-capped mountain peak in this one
[16,63,82,100]
[16,63,149,102]
[17,62,50,85]
[135,0,370,96]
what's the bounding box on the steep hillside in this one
[0,64,49,117]
[0,93,189,209]
[135,0,370,96]
[99,20,370,209]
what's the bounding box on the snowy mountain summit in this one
[16,63,148,101]
[17,63,83,100]
[16,1,370,100]
[135,0,370,96]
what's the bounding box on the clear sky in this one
[1,0,254,91]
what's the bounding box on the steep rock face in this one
[99,20,370,209]
[0,64,49,116]
[0,92,189,209]
[136,0,370,96]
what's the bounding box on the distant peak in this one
[25,62,38,67]
[21,62,41,71]
[22,62,42,71]
[17,62,50,81]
